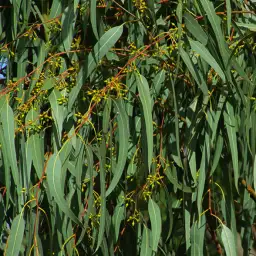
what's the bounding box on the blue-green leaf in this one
[112,192,125,243]
[226,0,231,36]
[179,47,208,95]
[140,225,152,256]
[0,99,19,187]
[61,3,76,53]
[47,153,82,226]
[68,25,123,110]
[106,100,129,197]
[191,215,206,256]
[221,225,236,256]
[184,12,208,45]
[189,39,226,81]
[49,0,61,19]
[5,213,25,255]
[49,89,66,142]
[136,73,153,171]
[148,199,161,252]
[90,0,99,40]
[95,144,107,251]
[224,101,239,191]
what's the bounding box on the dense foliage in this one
[1,0,256,255]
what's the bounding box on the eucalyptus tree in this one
[0,0,256,255]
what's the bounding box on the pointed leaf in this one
[189,39,226,81]
[184,12,208,45]
[148,199,161,252]
[90,0,99,39]
[221,225,237,256]
[224,101,239,191]
[191,215,206,256]
[136,73,153,171]
[68,25,123,110]
[0,99,19,186]
[106,100,129,196]
[49,89,65,142]
[113,192,125,242]
[61,3,76,53]
[179,47,208,95]
[140,225,152,256]
[47,153,82,226]
[5,213,25,255]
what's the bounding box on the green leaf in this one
[106,100,129,197]
[30,134,44,179]
[61,3,76,53]
[200,0,222,40]
[46,153,82,226]
[197,141,207,217]
[140,225,152,256]
[200,0,229,66]
[236,23,256,31]
[210,133,223,175]
[190,215,206,256]
[0,98,19,187]
[148,199,161,252]
[90,0,99,40]
[189,39,226,81]
[179,47,208,95]
[49,89,66,142]
[152,69,166,98]
[254,156,256,192]
[41,77,55,90]
[5,213,25,256]
[224,101,239,191]
[221,225,236,256]
[95,143,107,251]
[86,25,123,75]
[68,25,123,110]
[226,0,232,36]
[136,73,153,171]
[165,166,193,193]
[185,205,191,250]
[112,192,125,243]
[26,108,44,179]
[49,0,61,19]
[28,42,46,94]
[184,12,208,45]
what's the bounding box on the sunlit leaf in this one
[221,225,237,256]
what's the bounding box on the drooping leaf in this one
[140,225,152,256]
[106,99,129,197]
[68,25,123,110]
[190,215,206,256]
[112,192,125,243]
[184,12,208,45]
[49,89,66,142]
[61,2,77,54]
[0,98,19,187]
[148,199,161,252]
[136,73,153,171]
[90,0,99,40]
[179,47,208,95]
[5,213,25,256]
[221,224,237,256]
[46,153,82,226]
[224,101,239,191]
[189,39,226,81]
[95,143,107,251]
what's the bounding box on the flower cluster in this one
[132,0,147,13]
[105,77,128,98]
